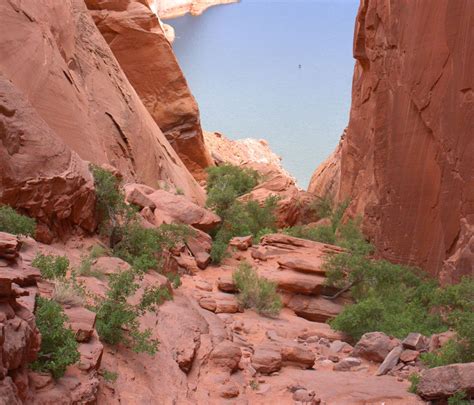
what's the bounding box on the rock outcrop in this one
[0,78,97,240]
[87,0,214,181]
[309,0,474,281]
[0,0,204,205]
[157,0,238,19]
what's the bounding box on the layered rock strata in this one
[157,0,238,19]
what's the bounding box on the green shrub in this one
[32,253,69,280]
[309,195,333,220]
[408,373,420,394]
[113,222,191,273]
[93,269,171,354]
[102,369,118,383]
[447,391,469,405]
[233,262,282,317]
[166,272,182,289]
[31,297,80,378]
[206,165,259,217]
[284,224,336,245]
[0,205,36,236]
[210,197,278,263]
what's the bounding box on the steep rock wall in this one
[310,0,474,282]
[0,0,205,205]
[87,0,214,181]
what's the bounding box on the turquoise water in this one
[168,0,359,188]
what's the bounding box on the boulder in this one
[217,274,237,293]
[91,256,131,276]
[333,357,361,372]
[418,363,474,400]
[402,333,428,351]
[64,307,97,343]
[186,228,212,269]
[353,332,400,362]
[277,257,326,276]
[251,346,282,375]
[129,189,220,232]
[229,236,252,251]
[376,345,403,376]
[198,293,242,314]
[280,344,315,369]
[400,349,419,363]
[210,341,242,372]
[287,295,344,322]
[263,270,326,296]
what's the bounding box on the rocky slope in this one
[157,0,238,19]
[310,0,474,282]
[87,0,214,181]
[0,0,204,206]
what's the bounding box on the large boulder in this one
[86,0,214,181]
[418,363,474,400]
[0,0,205,205]
[352,332,400,362]
[125,185,220,232]
[287,295,344,322]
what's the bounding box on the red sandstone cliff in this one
[310,0,474,282]
[86,0,214,181]
[0,0,205,205]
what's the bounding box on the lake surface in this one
[168,0,359,188]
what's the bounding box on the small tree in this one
[32,253,69,280]
[31,297,80,378]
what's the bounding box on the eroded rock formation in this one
[157,0,238,19]
[0,0,204,205]
[310,0,474,281]
[87,0,214,181]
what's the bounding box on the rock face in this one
[0,0,204,205]
[309,0,474,281]
[0,78,97,240]
[87,0,214,181]
[157,0,238,19]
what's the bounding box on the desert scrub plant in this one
[113,222,192,273]
[283,224,336,245]
[407,373,420,394]
[77,244,109,278]
[32,253,69,280]
[52,278,85,307]
[93,269,171,354]
[233,262,282,317]
[0,205,36,236]
[101,369,118,383]
[210,197,278,263]
[206,164,259,217]
[447,391,469,405]
[31,297,80,378]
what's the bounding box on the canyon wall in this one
[0,0,204,206]
[87,0,214,181]
[157,0,238,19]
[310,0,474,282]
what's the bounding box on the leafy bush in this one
[0,205,36,236]
[93,269,171,354]
[447,391,469,405]
[233,262,282,317]
[210,197,278,263]
[113,222,191,273]
[421,277,474,367]
[32,253,69,280]
[31,297,80,378]
[78,245,109,278]
[206,165,259,217]
[408,373,420,394]
[284,224,336,245]
[309,195,333,220]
